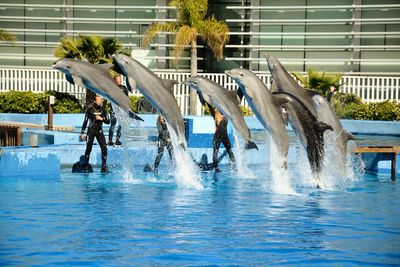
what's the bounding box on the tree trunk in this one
[189,39,198,115]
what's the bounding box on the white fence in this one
[1,67,399,115]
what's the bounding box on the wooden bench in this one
[354,146,400,181]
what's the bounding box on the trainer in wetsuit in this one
[108,75,129,146]
[153,115,173,173]
[80,95,110,173]
[207,103,236,172]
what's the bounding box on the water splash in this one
[112,104,138,182]
[232,130,255,179]
[167,123,203,190]
[267,136,295,195]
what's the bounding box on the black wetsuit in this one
[81,103,110,170]
[208,104,236,170]
[195,151,228,171]
[154,116,173,172]
[108,84,129,144]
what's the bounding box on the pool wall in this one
[1,113,399,177]
[1,113,400,136]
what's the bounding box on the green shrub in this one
[129,95,144,113]
[341,101,400,121]
[0,90,83,113]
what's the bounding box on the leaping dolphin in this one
[112,54,187,148]
[52,58,143,121]
[312,94,354,172]
[226,68,289,163]
[265,56,333,175]
[184,76,258,151]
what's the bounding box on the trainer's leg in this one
[84,129,95,166]
[96,130,108,171]
[154,140,165,173]
[222,135,236,163]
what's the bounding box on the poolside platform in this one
[355,146,400,181]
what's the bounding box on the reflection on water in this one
[0,170,399,265]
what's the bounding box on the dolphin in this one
[112,54,187,148]
[184,76,258,150]
[312,94,354,171]
[272,90,333,175]
[265,54,354,171]
[52,58,143,121]
[226,68,289,161]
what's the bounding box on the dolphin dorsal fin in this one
[98,63,114,72]
[272,92,292,107]
[319,121,333,133]
[162,79,178,91]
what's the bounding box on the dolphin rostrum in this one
[52,58,143,121]
[226,68,289,162]
[184,76,258,151]
[112,54,187,148]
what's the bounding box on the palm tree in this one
[293,68,343,97]
[54,35,123,106]
[142,0,230,115]
[0,29,16,44]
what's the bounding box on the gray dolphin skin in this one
[52,58,143,121]
[226,68,289,160]
[112,54,187,148]
[313,94,354,170]
[184,76,258,150]
[265,54,317,116]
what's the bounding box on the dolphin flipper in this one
[342,130,354,141]
[319,121,333,133]
[65,74,75,85]
[128,111,144,122]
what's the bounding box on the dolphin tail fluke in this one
[245,141,258,150]
[129,110,144,122]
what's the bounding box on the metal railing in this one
[0,67,399,115]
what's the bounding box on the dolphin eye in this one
[240,73,244,77]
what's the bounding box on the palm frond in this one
[142,22,178,47]
[54,36,83,59]
[0,29,16,43]
[196,16,229,60]
[170,0,208,25]
[172,25,197,62]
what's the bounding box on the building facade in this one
[0,0,399,74]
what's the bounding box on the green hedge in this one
[330,93,400,121]
[0,90,83,113]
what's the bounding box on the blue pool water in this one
[1,166,399,266]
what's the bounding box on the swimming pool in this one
[1,164,399,266]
